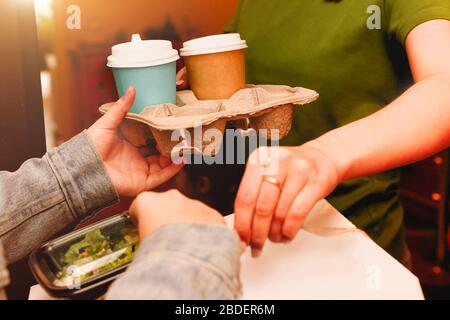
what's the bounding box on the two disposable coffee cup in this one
[107,33,247,113]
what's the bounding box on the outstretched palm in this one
[87,87,183,197]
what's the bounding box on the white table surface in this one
[29,200,424,300]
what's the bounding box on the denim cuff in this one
[46,130,119,221]
[136,223,242,298]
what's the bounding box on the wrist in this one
[47,131,119,219]
[303,133,353,183]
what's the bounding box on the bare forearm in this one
[311,72,450,182]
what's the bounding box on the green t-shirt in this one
[226,0,450,260]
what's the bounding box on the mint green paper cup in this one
[112,62,176,113]
[107,34,180,114]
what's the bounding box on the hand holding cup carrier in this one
[106,33,321,257]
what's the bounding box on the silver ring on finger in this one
[262,176,282,190]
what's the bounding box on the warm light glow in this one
[34,0,52,19]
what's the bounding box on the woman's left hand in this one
[87,87,184,197]
[234,144,342,257]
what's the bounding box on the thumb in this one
[101,86,136,129]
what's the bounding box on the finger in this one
[176,67,187,81]
[129,192,154,220]
[269,173,308,242]
[147,155,162,173]
[269,219,284,243]
[177,81,189,90]
[129,192,158,232]
[139,146,161,158]
[281,185,320,240]
[159,155,173,168]
[139,146,152,158]
[146,162,184,190]
[146,155,176,173]
[250,180,281,256]
[234,160,264,245]
[129,198,140,222]
[176,67,189,89]
[101,86,136,129]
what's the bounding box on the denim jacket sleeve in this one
[107,223,242,300]
[0,130,118,271]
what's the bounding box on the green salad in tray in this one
[53,220,138,287]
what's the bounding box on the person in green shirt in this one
[227,0,450,263]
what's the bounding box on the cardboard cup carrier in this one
[100,85,319,157]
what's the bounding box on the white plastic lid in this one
[107,34,180,68]
[180,33,247,57]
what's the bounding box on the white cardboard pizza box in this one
[225,200,424,300]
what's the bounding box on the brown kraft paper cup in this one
[184,49,246,100]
